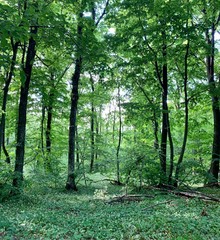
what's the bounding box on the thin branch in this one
[35,54,51,68]
[95,0,110,27]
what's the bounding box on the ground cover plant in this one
[1,0,220,239]
[0,178,220,240]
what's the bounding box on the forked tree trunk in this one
[13,26,38,188]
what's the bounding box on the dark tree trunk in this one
[95,114,99,160]
[66,57,82,191]
[112,108,116,142]
[45,100,53,170]
[167,116,174,185]
[206,24,220,184]
[13,26,38,188]
[75,125,80,164]
[0,39,19,163]
[66,13,83,191]
[40,105,46,155]
[45,73,54,172]
[90,75,95,172]
[153,111,159,151]
[174,38,190,187]
[116,85,122,184]
[159,41,168,184]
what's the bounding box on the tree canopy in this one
[0,0,220,195]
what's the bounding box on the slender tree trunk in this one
[40,104,46,155]
[0,39,19,163]
[45,100,53,171]
[66,13,83,191]
[167,115,174,185]
[159,39,168,184]
[153,111,159,151]
[75,125,80,165]
[45,73,54,172]
[90,75,95,172]
[116,85,122,184]
[13,26,38,188]
[95,114,99,160]
[206,24,220,184]
[112,107,116,142]
[174,38,190,187]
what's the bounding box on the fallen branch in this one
[107,194,154,204]
[169,190,220,202]
[152,186,220,202]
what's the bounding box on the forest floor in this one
[0,177,220,240]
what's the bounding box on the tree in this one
[66,9,83,190]
[203,2,220,184]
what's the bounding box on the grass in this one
[0,178,220,240]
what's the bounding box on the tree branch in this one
[95,0,110,27]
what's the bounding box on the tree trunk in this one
[206,23,220,184]
[95,113,99,160]
[66,13,83,191]
[174,37,190,187]
[45,73,54,172]
[75,125,80,165]
[116,84,122,184]
[13,26,38,188]
[0,39,19,163]
[40,105,46,156]
[167,116,174,185]
[90,75,95,172]
[159,40,168,184]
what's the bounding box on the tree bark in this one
[40,105,46,156]
[116,84,122,184]
[206,23,220,184]
[159,38,168,184]
[90,75,95,172]
[174,39,190,186]
[45,73,54,172]
[13,26,38,188]
[0,39,19,163]
[66,13,83,191]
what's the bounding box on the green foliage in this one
[0,183,220,239]
[0,164,14,202]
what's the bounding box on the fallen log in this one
[152,186,220,202]
[106,194,154,204]
[169,190,220,202]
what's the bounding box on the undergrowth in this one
[0,177,220,240]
